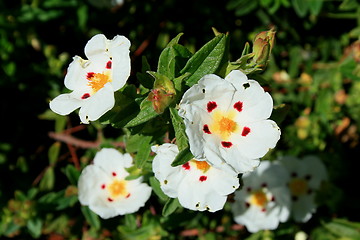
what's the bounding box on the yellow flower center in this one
[108,179,128,199]
[87,71,112,93]
[209,110,238,140]
[288,178,308,197]
[191,160,211,173]
[249,190,268,207]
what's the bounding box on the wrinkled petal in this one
[78,83,115,123]
[49,93,82,116]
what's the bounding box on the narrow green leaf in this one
[124,99,159,128]
[149,176,168,201]
[169,107,188,151]
[64,164,80,185]
[48,142,61,165]
[323,218,360,239]
[292,0,309,17]
[134,135,152,168]
[27,218,43,239]
[270,104,290,125]
[39,167,55,191]
[180,33,229,87]
[81,206,101,230]
[162,198,180,217]
[171,146,193,167]
[308,0,323,16]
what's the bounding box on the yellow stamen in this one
[192,160,211,173]
[209,110,238,140]
[108,179,128,198]
[250,190,268,207]
[87,72,112,92]
[288,178,308,197]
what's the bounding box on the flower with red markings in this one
[178,70,281,174]
[49,34,131,123]
[78,148,151,219]
[232,161,291,233]
[279,156,327,223]
[151,143,240,212]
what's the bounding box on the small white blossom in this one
[178,70,281,174]
[279,155,327,222]
[232,161,291,233]
[50,34,131,123]
[78,148,151,219]
[151,143,240,212]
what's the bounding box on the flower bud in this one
[147,71,176,114]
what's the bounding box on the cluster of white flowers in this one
[231,156,327,232]
[50,34,327,231]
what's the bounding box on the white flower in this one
[178,70,281,174]
[50,34,131,123]
[151,143,240,212]
[232,161,291,233]
[279,155,327,223]
[78,148,151,219]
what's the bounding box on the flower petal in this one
[231,120,281,159]
[78,83,115,123]
[64,56,89,91]
[93,148,131,178]
[49,93,82,116]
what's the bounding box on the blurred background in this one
[1,0,360,239]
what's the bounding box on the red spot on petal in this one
[182,162,190,170]
[203,124,211,134]
[207,101,217,112]
[233,101,243,112]
[261,208,266,212]
[245,202,250,208]
[101,184,106,189]
[241,127,251,136]
[271,196,275,202]
[106,61,112,69]
[126,193,131,198]
[221,141,233,148]
[112,172,117,177]
[261,182,267,188]
[107,197,113,202]
[199,176,207,182]
[81,93,90,99]
[87,72,95,79]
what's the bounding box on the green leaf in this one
[81,206,101,230]
[308,0,323,16]
[180,33,229,87]
[162,198,180,217]
[157,33,192,79]
[149,176,168,201]
[169,107,188,151]
[39,167,55,191]
[270,104,290,125]
[27,218,42,239]
[124,98,159,128]
[100,88,140,128]
[171,146,193,167]
[322,218,360,239]
[63,164,80,185]
[292,0,309,17]
[134,135,152,168]
[48,142,61,165]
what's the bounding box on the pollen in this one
[249,189,268,208]
[86,71,112,93]
[209,110,238,140]
[108,179,128,199]
[192,160,210,172]
[288,178,308,197]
